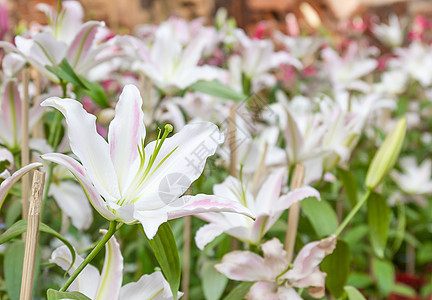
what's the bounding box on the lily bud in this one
[366,117,406,190]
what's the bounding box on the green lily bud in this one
[366,117,406,190]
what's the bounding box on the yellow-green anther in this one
[366,117,406,190]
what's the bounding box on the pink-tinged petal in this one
[0,41,19,53]
[255,168,285,215]
[166,194,254,220]
[0,148,13,166]
[67,21,104,68]
[94,230,123,300]
[27,32,68,66]
[132,122,224,210]
[245,281,279,300]
[0,170,10,179]
[41,153,116,220]
[49,181,93,230]
[261,238,289,277]
[50,245,100,298]
[41,98,120,202]
[119,271,181,300]
[133,209,168,239]
[195,223,225,250]
[294,267,326,298]
[0,80,21,148]
[250,214,269,244]
[283,235,336,281]
[107,85,145,192]
[215,251,272,281]
[0,162,42,209]
[58,0,85,44]
[275,186,320,214]
[2,53,26,77]
[276,287,303,300]
[213,176,254,210]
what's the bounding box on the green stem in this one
[60,221,119,292]
[335,189,371,237]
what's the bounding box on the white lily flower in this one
[391,156,432,195]
[50,231,182,299]
[0,80,44,150]
[41,84,253,239]
[215,236,336,299]
[195,168,319,249]
[372,14,404,48]
[275,31,323,59]
[131,22,222,92]
[0,1,119,82]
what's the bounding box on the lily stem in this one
[335,189,371,237]
[60,221,119,292]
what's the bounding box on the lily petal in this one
[119,271,180,300]
[107,84,145,192]
[50,245,100,298]
[41,153,115,220]
[94,230,123,300]
[194,223,225,250]
[41,98,120,202]
[166,194,254,220]
[0,148,13,166]
[0,162,42,209]
[276,186,320,213]
[49,180,93,230]
[67,21,103,68]
[215,251,272,281]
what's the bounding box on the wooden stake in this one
[21,67,30,220]
[20,171,45,300]
[285,164,306,262]
[228,105,237,177]
[181,216,191,300]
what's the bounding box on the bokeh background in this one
[7,0,432,34]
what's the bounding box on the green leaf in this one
[47,289,91,300]
[418,242,432,264]
[337,168,358,208]
[189,80,247,101]
[224,282,254,300]
[302,197,338,238]
[372,258,394,296]
[344,286,366,300]
[367,193,391,258]
[321,240,350,298]
[0,220,75,267]
[4,241,41,300]
[143,222,180,300]
[46,59,87,89]
[347,272,373,289]
[202,260,228,300]
[391,283,416,297]
[77,75,109,108]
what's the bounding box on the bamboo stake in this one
[21,67,30,220]
[181,216,192,300]
[20,171,45,300]
[285,164,306,262]
[228,105,237,178]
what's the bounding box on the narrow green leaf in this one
[367,193,391,258]
[224,282,254,300]
[77,75,109,108]
[143,222,180,300]
[202,260,228,300]
[337,168,358,207]
[0,219,75,267]
[46,59,86,88]
[347,272,373,289]
[189,80,247,101]
[321,240,350,298]
[344,286,366,300]
[5,241,41,300]
[47,289,91,300]
[302,197,338,238]
[372,258,395,296]
[391,283,416,297]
